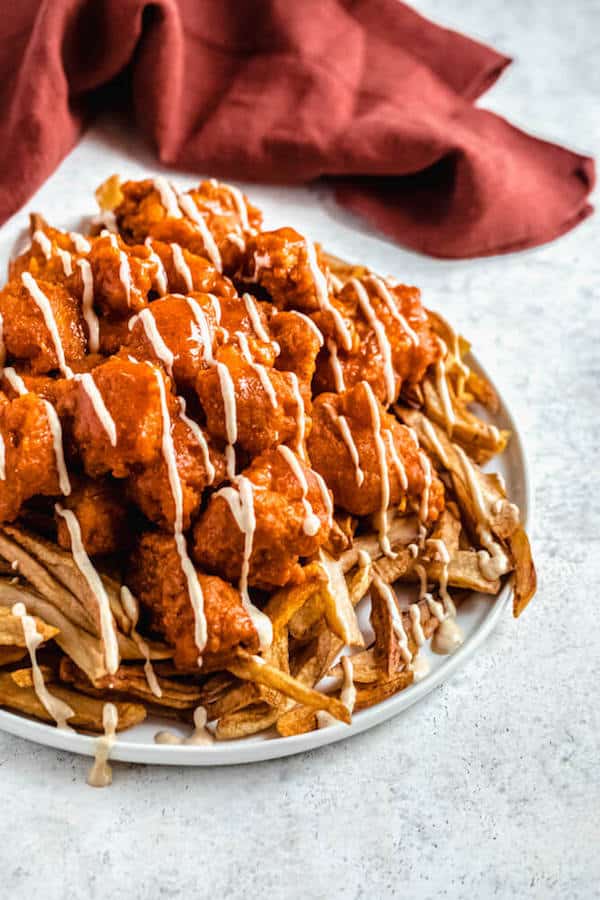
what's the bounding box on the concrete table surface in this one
[0,2,598,898]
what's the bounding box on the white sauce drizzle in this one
[69,232,91,254]
[419,452,432,523]
[327,338,346,392]
[11,601,75,728]
[317,655,355,729]
[57,248,73,277]
[175,191,222,272]
[324,403,364,487]
[288,372,307,461]
[186,297,215,363]
[291,310,324,346]
[214,478,273,649]
[409,602,425,646]
[224,183,250,231]
[3,367,27,395]
[236,332,278,408]
[154,706,214,746]
[369,276,420,345]
[242,293,271,344]
[75,373,117,446]
[216,362,238,479]
[432,617,464,655]
[130,308,174,376]
[43,400,71,495]
[154,369,207,658]
[171,243,194,293]
[107,234,131,307]
[425,538,455,614]
[21,273,73,377]
[384,428,408,491]
[304,238,352,350]
[420,417,450,468]
[153,176,183,218]
[363,382,395,558]
[76,259,100,353]
[144,238,168,295]
[376,577,411,663]
[119,585,162,698]
[178,396,215,485]
[277,445,321,537]
[55,504,120,674]
[87,702,118,787]
[351,278,396,405]
[33,230,52,259]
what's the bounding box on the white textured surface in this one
[1,2,599,897]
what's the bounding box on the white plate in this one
[0,353,532,765]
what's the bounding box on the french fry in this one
[0,672,146,731]
[508,527,537,617]
[0,580,108,682]
[227,651,351,724]
[59,658,202,709]
[215,704,278,740]
[354,670,413,710]
[3,525,130,635]
[0,647,27,666]
[318,550,364,648]
[0,606,59,647]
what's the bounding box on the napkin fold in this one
[0,0,594,257]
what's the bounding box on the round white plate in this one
[0,354,532,765]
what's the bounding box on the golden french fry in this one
[276,706,317,737]
[338,515,418,573]
[215,704,278,740]
[328,649,383,684]
[347,561,373,606]
[0,532,94,633]
[3,525,130,635]
[0,580,108,682]
[228,651,351,724]
[262,564,327,633]
[0,647,27,666]
[0,672,146,731]
[508,527,537,617]
[59,658,202,709]
[0,606,59,647]
[318,550,364,648]
[354,670,414,710]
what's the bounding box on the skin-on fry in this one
[0,672,146,731]
[508,527,537,617]
[59,658,202,709]
[227,651,351,724]
[0,606,58,647]
[0,532,95,634]
[0,580,109,682]
[0,647,27,665]
[215,704,279,740]
[317,550,364,648]
[3,525,130,635]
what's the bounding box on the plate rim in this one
[0,353,533,766]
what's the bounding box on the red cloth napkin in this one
[0,0,594,258]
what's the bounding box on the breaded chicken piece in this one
[127,531,259,669]
[55,477,131,556]
[193,447,331,589]
[307,383,444,522]
[0,393,68,521]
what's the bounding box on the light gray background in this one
[1,2,598,898]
